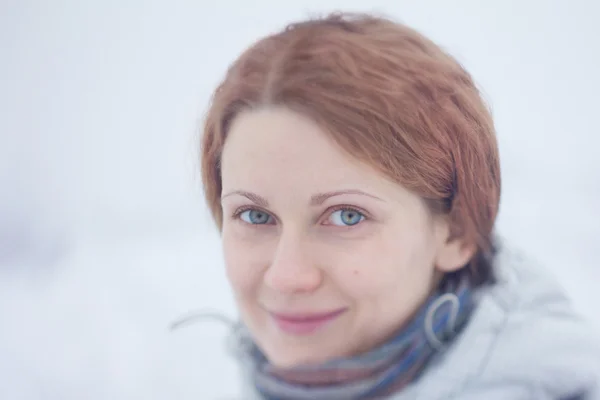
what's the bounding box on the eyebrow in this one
[310,189,383,205]
[221,189,383,207]
[221,190,269,207]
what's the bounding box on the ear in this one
[435,237,477,272]
[432,219,477,272]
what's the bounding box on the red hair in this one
[201,13,501,283]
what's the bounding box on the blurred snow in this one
[0,0,599,399]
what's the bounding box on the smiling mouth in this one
[269,308,347,336]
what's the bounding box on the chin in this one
[265,344,337,368]
[246,310,357,367]
[259,332,353,368]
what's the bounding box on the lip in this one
[269,308,347,336]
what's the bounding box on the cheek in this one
[323,226,433,297]
[222,229,271,294]
[321,236,398,296]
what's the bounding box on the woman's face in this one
[220,107,470,368]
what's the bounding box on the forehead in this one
[221,107,380,190]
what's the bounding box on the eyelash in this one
[231,205,369,227]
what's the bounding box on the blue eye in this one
[329,209,364,226]
[239,209,272,225]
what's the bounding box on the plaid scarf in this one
[235,274,473,400]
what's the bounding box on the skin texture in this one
[220,106,473,368]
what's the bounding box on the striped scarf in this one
[236,274,474,400]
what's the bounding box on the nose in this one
[263,231,323,294]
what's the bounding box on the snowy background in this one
[1,1,599,399]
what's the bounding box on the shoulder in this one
[468,249,600,398]
[404,248,600,400]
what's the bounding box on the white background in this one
[1,1,599,399]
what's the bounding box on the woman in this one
[199,12,600,399]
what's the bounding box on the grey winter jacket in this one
[236,250,600,399]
